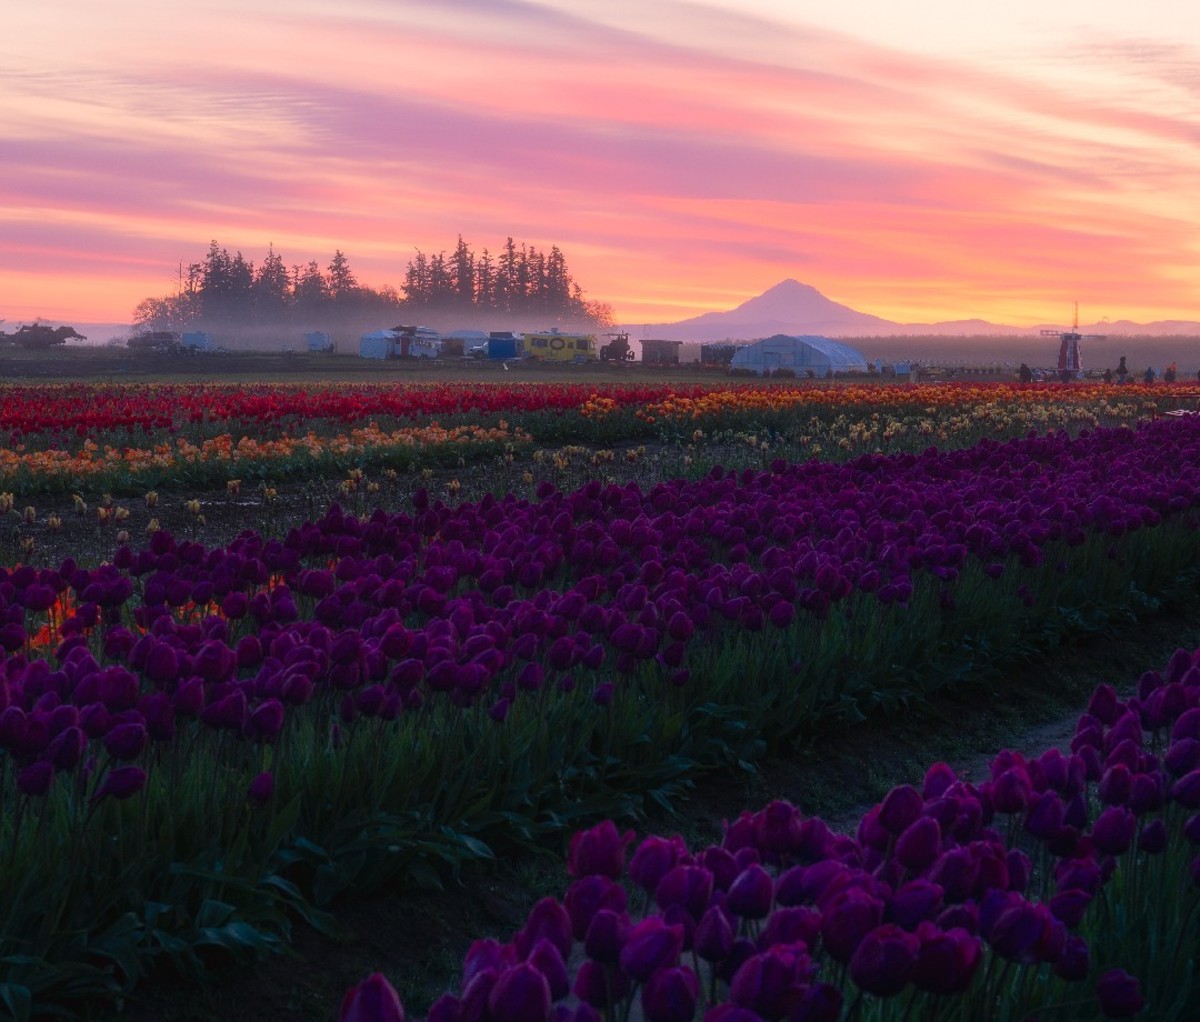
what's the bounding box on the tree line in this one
[132,237,613,333]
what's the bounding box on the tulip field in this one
[2,377,1200,1020]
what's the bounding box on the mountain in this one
[630,280,893,342]
[625,280,1200,342]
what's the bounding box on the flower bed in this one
[2,380,1197,495]
[346,643,1200,1020]
[4,413,1200,1015]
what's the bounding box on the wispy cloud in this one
[0,0,1197,326]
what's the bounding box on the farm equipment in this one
[599,332,635,362]
[3,323,87,348]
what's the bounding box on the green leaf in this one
[0,983,32,1022]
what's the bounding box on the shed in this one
[729,335,868,377]
[641,339,684,365]
[359,330,395,360]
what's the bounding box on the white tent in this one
[359,330,395,359]
[730,334,868,376]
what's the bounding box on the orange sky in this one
[2,1,1198,330]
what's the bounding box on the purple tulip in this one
[1048,888,1092,930]
[564,875,628,940]
[655,865,715,921]
[726,865,774,919]
[426,996,462,1022]
[247,771,274,807]
[849,923,919,998]
[1099,764,1133,805]
[790,982,842,1022]
[103,721,148,761]
[752,800,804,859]
[1096,969,1145,1018]
[1087,684,1121,725]
[629,835,684,894]
[486,962,550,1022]
[244,698,285,741]
[1171,769,1200,809]
[463,939,512,984]
[525,939,568,1000]
[694,904,735,963]
[895,816,941,871]
[567,820,633,880]
[1024,790,1065,841]
[820,888,885,963]
[879,785,924,834]
[618,917,684,982]
[985,897,1044,963]
[888,880,944,931]
[514,898,572,960]
[1165,738,1200,776]
[911,922,981,995]
[339,973,406,1022]
[915,761,955,800]
[91,765,147,803]
[729,943,815,1019]
[46,726,85,771]
[1138,818,1168,854]
[573,959,629,1009]
[641,966,699,1022]
[1054,934,1091,982]
[1092,805,1137,855]
[17,760,54,797]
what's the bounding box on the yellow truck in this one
[524,330,597,362]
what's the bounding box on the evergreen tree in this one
[326,250,358,303]
[402,250,431,306]
[476,248,495,311]
[497,237,518,313]
[294,260,329,320]
[451,235,475,307]
[255,244,291,324]
[429,252,451,306]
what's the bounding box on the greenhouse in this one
[729,334,868,376]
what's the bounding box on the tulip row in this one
[346,643,1200,1021]
[5,415,1200,1015]
[3,383,1196,500]
[4,381,1196,443]
[0,422,530,493]
[0,382,697,441]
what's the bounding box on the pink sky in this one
[2,1,1198,329]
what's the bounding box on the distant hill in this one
[625,280,1200,342]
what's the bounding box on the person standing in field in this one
[1116,356,1129,384]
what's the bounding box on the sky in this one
[2,0,1198,331]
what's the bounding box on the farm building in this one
[359,330,395,360]
[304,331,333,353]
[729,334,868,377]
[700,342,741,366]
[641,339,684,365]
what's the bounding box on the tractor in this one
[599,332,635,362]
